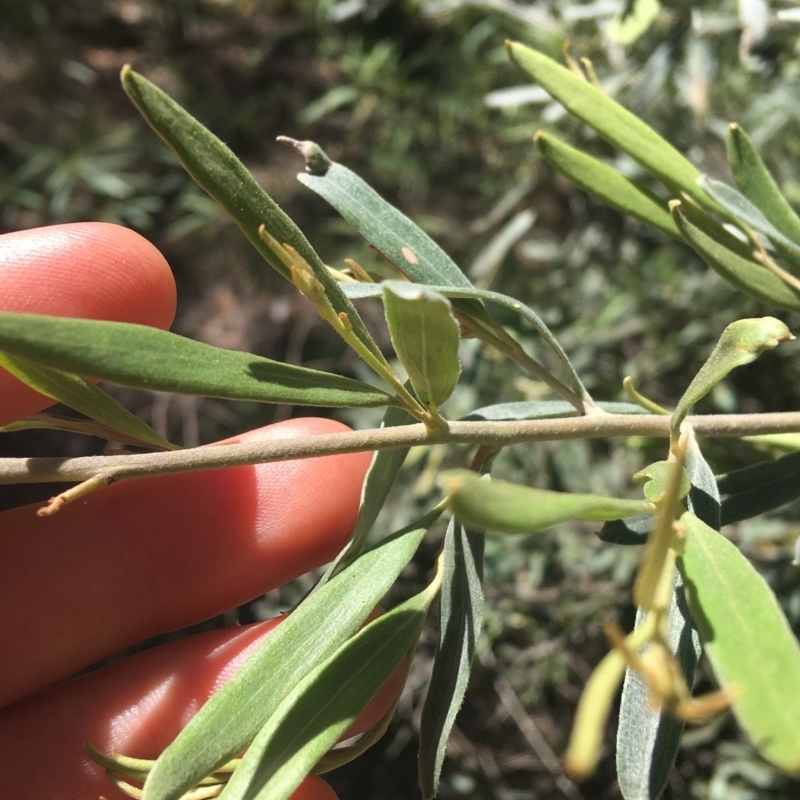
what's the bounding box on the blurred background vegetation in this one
[4,1,800,798]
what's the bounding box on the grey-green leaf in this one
[461,400,646,421]
[440,469,654,534]
[419,515,485,799]
[120,67,385,368]
[383,282,461,410]
[342,281,589,405]
[506,42,715,212]
[0,352,176,450]
[616,439,711,800]
[315,404,417,590]
[671,201,800,312]
[727,123,800,245]
[534,131,680,239]
[215,587,435,800]
[672,316,793,435]
[679,511,800,774]
[141,515,432,800]
[697,175,800,267]
[286,140,473,290]
[0,312,397,409]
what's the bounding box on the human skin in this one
[0,223,391,799]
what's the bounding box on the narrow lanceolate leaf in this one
[461,400,646,421]
[214,586,437,800]
[718,449,800,526]
[142,517,432,800]
[439,470,653,534]
[0,313,397,409]
[672,316,793,435]
[534,131,680,239]
[315,404,417,589]
[679,511,800,774]
[506,42,716,211]
[419,515,485,799]
[285,139,474,290]
[697,175,800,267]
[617,440,710,800]
[671,201,800,312]
[727,123,800,245]
[120,67,385,367]
[0,412,171,448]
[383,282,461,410]
[341,282,589,404]
[617,573,700,800]
[0,352,175,450]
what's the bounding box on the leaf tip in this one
[277,136,331,175]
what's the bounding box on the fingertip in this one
[0,222,176,424]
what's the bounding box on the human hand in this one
[0,223,388,798]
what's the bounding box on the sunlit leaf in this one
[727,123,800,245]
[671,200,800,312]
[0,312,397,409]
[672,316,793,435]
[440,469,653,534]
[342,282,588,403]
[383,282,461,411]
[419,514,485,799]
[506,41,717,211]
[120,67,385,368]
[141,515,433,800]
[211,585,437,800]
[0,352,175,450]
[679,511,800,774]
[534,131,679,239]
[697,175,800,269]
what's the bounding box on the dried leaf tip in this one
[276,136,332,175]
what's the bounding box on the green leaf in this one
[0,312,397,409]
[506,42,715,211]
[672,316,793,435]
[697,175,800,267]
[534,131,680,239]
[607,0,662,46]
[211,586,437,800]
[439,470,654,534]
[419,515,485,799]
[617,572,700,800]
[141,515,433,800]
[314,404,417,590]
[670,201,800,312]
[616,440,711,800]
[727,123,800,245]
[287,140,590,406]
[0,352,176,450]
[120,67,385,370]
[461,400,646,421]
[679,511,800,774]
[342,282,589,405]
[718,450,800,526]
[383,282,461,411]
[285,139,473,291]
[1,412,171,448]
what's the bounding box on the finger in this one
[0,417,372,708]
[0,222,176,425]
[0,616,401,799]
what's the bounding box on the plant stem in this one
[4,412,800,490]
